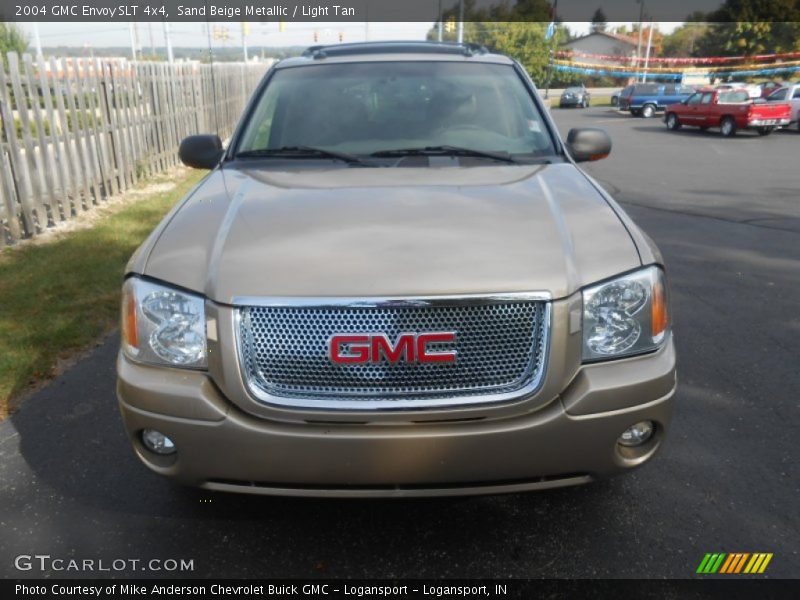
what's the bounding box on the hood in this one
[140,163,641,303]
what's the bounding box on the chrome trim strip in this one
[231,291,552,308]
[234,301,551,411]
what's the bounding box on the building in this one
[563,31,639,64]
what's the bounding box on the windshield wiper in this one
[370,145,519,164]
[235,145,371,166]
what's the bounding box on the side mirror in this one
[179,134,223,169]
[565,128,611,163]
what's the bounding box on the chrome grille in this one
[237,298,549,409]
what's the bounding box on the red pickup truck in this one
[664,88,791,136]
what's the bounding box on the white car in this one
[717,82,761,99]
[765,85,800,130]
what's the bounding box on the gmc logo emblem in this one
[328,332,457,364]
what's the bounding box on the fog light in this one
[141,429,176,455]
[618,421,654,447]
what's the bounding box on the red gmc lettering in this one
[329,334,370,363]
[329,333,456,364]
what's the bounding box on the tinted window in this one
[633,84,659,95]
[793,89,800,99]
[238,62,555,158]
[686,93,702,106]
[768,89,788,101]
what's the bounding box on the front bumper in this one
[559,98,584,107]
[117,339,676,497]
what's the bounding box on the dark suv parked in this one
[619,83,695,118]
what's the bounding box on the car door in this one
[698,92,714,125]
[681,92,703,122]
[792,88,800,122]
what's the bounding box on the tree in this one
[0,23,29,55]
[695,0,800,56]
[590,8,607,33]
[661,22,711,57]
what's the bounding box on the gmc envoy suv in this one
[117,42,676,497]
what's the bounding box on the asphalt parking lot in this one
[0,106,798,580]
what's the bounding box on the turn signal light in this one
[651,276,668,340]
[122,288,138,350]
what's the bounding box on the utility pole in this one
[128,22,138,61]
[241,22,249,62]
[163,21,174,63]
[437,0,443,42]
[544,0,559,100]
[457,0,464,43]
[642,21,654,82]
[32,22,43,60]
[635,0,645,80]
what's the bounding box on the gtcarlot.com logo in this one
[14,554,194,573]
[696,552,773,574]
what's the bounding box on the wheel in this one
[611,96,619,107]
[699,126,709,131]
[631,109,642,117]
[641,104,656,118]
[666,113,681,130]
[757,126,775,136]
[720,117,737,137]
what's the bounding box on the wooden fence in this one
[0,53,270,245]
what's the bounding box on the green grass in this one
[0,169,205,418]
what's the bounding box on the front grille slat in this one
[237,299,548,409]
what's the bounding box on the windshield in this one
[236,61,555,161]
[564,87,584,93]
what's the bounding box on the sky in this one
[18,21,681,52]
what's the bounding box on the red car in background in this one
[759,81,786,98]
[664,88,791,136]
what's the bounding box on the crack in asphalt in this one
[617,197,800,235]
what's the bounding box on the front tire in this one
[721,117,737,137]
[642,104,656,118]
[666,113,681,130]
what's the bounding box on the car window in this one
[701,93,713,104]
[768,89,788,101]
[718,91,749,103]
[686,93,702,106]
[793,89,800,99]
[237,62,555,159]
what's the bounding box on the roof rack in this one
[301,41,489,60]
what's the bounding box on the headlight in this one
[582,266,669,362]
[121,277,207,368]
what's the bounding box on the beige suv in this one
[117,42,675,497]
